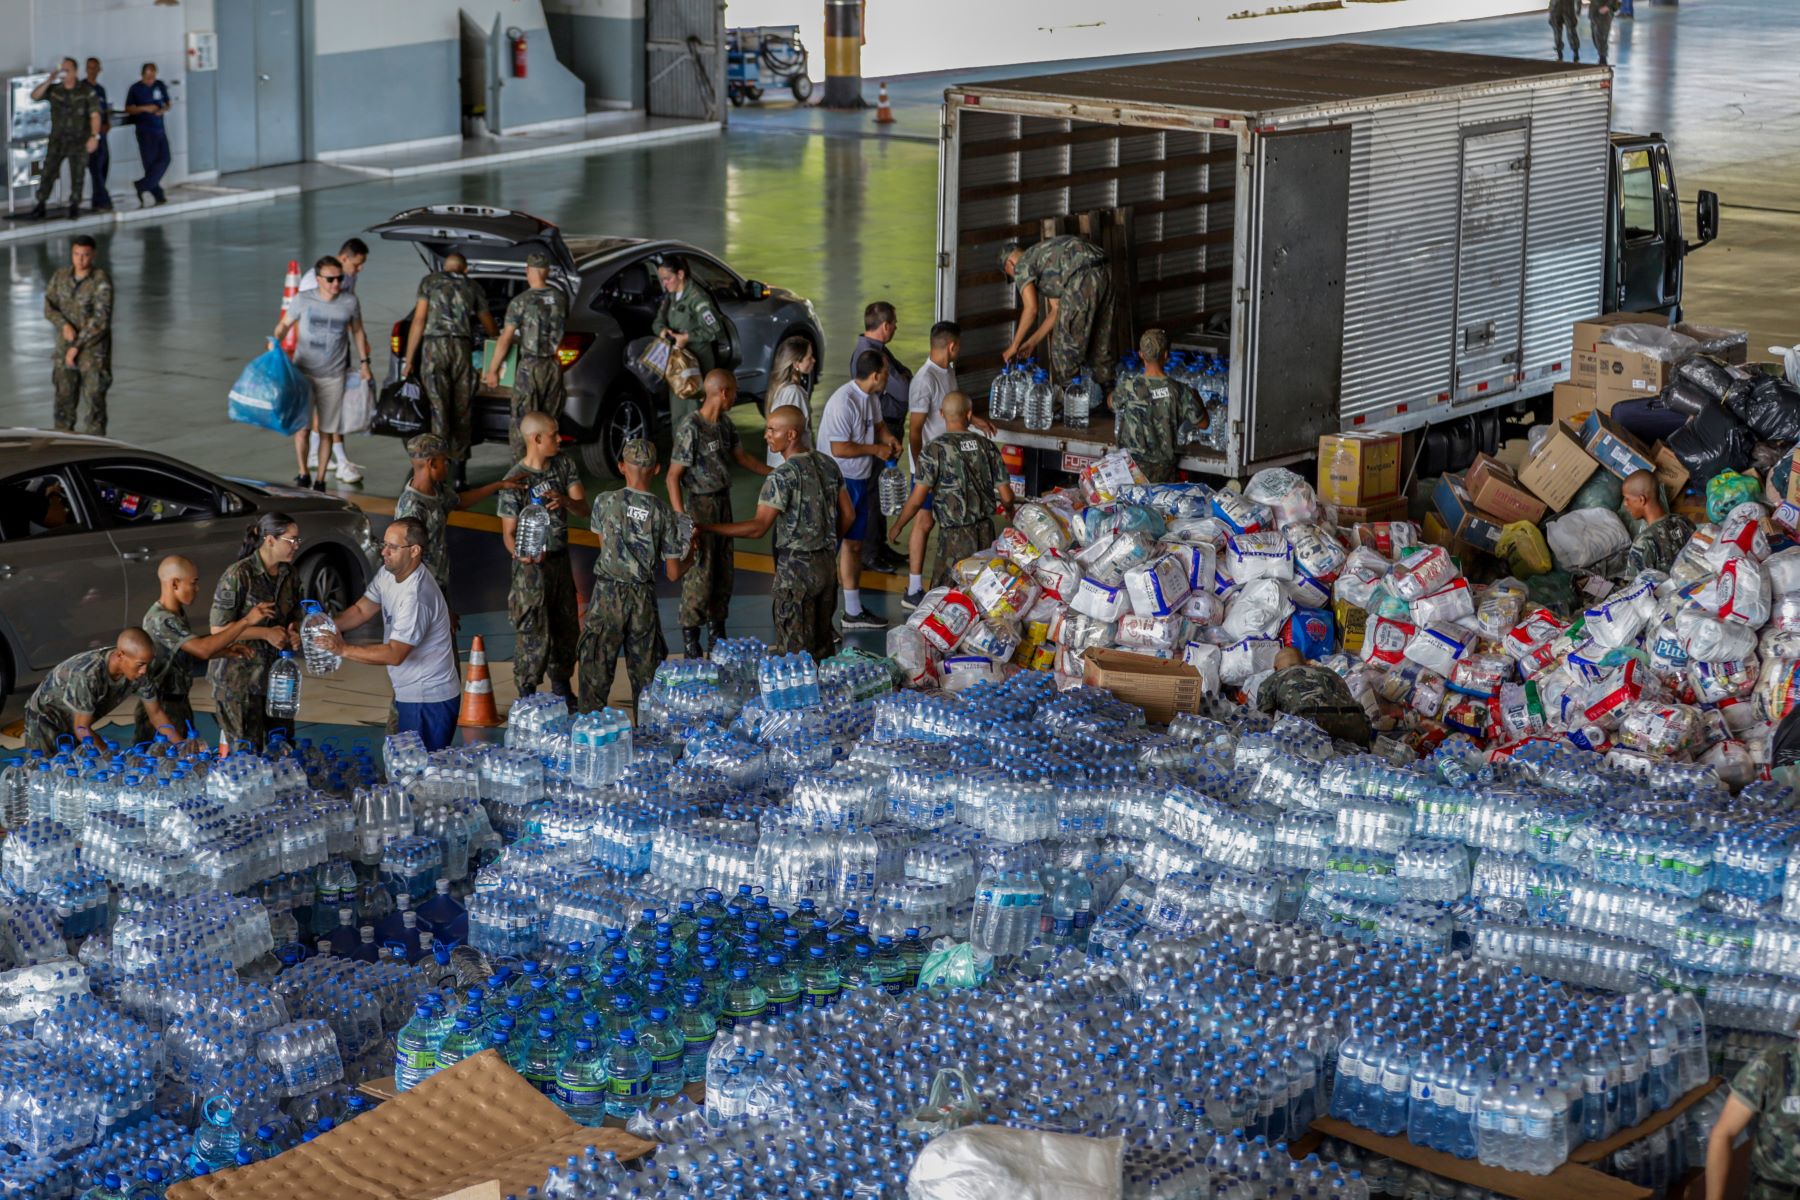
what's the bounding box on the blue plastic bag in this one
[228,341,310,434]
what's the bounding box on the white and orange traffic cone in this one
[278,260,300,356]
[874,81,895,125]
[458,635,503,727]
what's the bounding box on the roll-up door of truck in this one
[1452,123,1531,401]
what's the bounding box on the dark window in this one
[1620,149,1659,241]
[0,470,88,541]
[685,256,739,299]
[84,461,219,525]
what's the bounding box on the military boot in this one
[27,201,45,219]
[682,627,704,660]
[711,621,729,652]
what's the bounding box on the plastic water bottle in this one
[988,366,1015,422]
[1063,372,1091,429]
[879,458,908,516]
[299,601,341,675]
[266,652,302,720]
[1023,368,1056,432]
[603,1029,651,1119]
[516,496,551,560]
[555,1037,608,1126]
[187,1096,241,1173]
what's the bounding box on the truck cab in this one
[1607,133,1719,319]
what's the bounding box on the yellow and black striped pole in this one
[823,0,866,109]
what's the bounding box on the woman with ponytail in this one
[207,512,302,748]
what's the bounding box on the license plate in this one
[1061,451,1097,474]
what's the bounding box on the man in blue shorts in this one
[818,350,901,630]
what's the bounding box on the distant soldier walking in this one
[1590,0,1619,66]
[44,235,114,435]
[402,251,498,475]
[1550,0,1582,62]
[998,236,1118,387]
[484,251,569,460]
[27,58,101,220]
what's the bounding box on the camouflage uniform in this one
[1625,513,1695,576]
[671,411,740,628]
[208,554,300,749]
[44,265,114,435]
[1549,0,1582,59]
[1013,236,1117,387]
[34,81,99,209]
[134,601,199,745]
[914,430,1007,587]
[1590,0,1618,64]
[1112,373,1203,484]
[652,282,725,376]
[502,285,569,460]
[761,450,844,660]
[497,455,582,694]
[578,484,686,707]
[417,270,488,462]
[22,645,160,752]
[1256,664,1372,745]
[395,480,460,597]
[1728,1040,1800,1200]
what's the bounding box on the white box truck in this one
[936,43,1717,483]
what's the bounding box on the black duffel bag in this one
[1667,397,1754,485]
[370,377,429,438]
[1740,375,1800,444]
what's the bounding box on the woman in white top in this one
[764,335,816,468]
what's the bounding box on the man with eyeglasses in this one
[313,517,461,750]
[272,254,372,489]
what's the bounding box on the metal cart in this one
[726,25,812,106]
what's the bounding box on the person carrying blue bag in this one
[270,254,374,490]
[228,339,310,439]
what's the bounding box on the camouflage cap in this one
[525,250,551,270]
[621,438,658,468]
[997,242,1020,272]
[405,432,448,460]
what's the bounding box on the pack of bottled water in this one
[570,707,633,788]
[758,653,821,712]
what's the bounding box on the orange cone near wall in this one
[279,260,300,355]
[874,81,895,124]
[458,635,503,727]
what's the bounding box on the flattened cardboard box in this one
[168,1051,655,1200]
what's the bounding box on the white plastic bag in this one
[340,372,374,434]
[907,1126,1124,1200]
[1222,578,1293,640]
[1545,508,1630,571]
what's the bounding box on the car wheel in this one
[298,550,357,614]
[578,386,654,478]
[791,76,814,103]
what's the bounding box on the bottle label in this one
[556,1082,604,1107]
[1411,1080,1430,1102]
[610,1073,650,1099]
[803,986,840,1009]
[652,1052,683,1078]
[397,1049,435,1070]
[1500,1114,1523,1135]
[767,992,799,1017]
[1380,1068,1408,1093]
[1456,1090,1474,1114]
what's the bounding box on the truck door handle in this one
[121,547,153,562]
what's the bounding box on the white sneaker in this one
[331,459,364,484]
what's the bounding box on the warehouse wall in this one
[543,0,645,109]
[724,0,1540,80]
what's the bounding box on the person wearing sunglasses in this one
[272,254,373,490]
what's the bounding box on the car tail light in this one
[389,321,405,357]
[557,333,594,371]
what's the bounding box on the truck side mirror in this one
[1694,190,1719,247]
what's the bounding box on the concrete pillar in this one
[823,0,865,109]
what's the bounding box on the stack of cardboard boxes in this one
[1317,432,1406,525]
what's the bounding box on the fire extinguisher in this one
[508,27,527,78]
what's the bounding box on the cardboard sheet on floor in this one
[167,1051,656,1200]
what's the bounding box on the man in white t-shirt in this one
[315,516,462,749]
[818,349,901,629]
[901,319,999,609]
[300,237,370,483]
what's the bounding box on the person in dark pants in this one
[27,58,100,220]
[850,302,911,573]
[83,58,113,211]
[1590,0,1620,65]
[124,62,172,207]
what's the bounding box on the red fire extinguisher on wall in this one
[509,27,527,78]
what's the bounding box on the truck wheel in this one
[578,386,654,478]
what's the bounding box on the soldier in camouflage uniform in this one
[889,392,1014,587]
[1256,648,1373,746]
[652,254,726,376]
[578,439,691,709]
[209,516,304,749]
[484,252,570,461]
[1549,0,1582,60]
[668,370,772,658]
[498,411,587,697]
[23,629,175,752]
[403,252,498,468]
[135,555,278,745]
[1111,328,1206,484]
[27,59,101,220]
[395,433,522,600]
[1600,470,1695,578]
[1589,0,1619,65]
[1707,1029,1800,1200]
[43,235,113,434]
[701,406,852,661]
[999,236,1118,388]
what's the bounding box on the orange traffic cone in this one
[278,260,300,356]
[874,81,895,125]
[458,635,504,727]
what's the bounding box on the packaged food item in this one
[961,617,1022,663]
[1077,531,1156,585]
[1616,702,1703,755]
[1403,621,1476,677]
[1226,531,1294,582]
[1079,448,1146,503]
[1069,575,1129,623]
[1411,578,1474,626]
[1032,551,1083,602]
[969,558,1041,621]
[1390,545,1459,601]
[1219,635,1281,685]
[1351,521,1420,557]
[1585,577,1659,649]
[915,589,980,653]
[1211,490,1273,535]
[1244,467,1320,528]
[1222,579,1294,640]
[1361,615,1417,667]
[1181,640,1222,692]
[1116,613,1188,654]
[1013,501,1074,554]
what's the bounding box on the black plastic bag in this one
[1721,379,1757,425]
[370,378,429,438]
[1672,354,1734,401]
[1667,397,1754,485]
[1738,375,1800,444]
[1661,377,1716,418]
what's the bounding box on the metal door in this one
[1244,127,1351,464]
[646,0,723,121]
[217,0,303,172]
[1452,124,1530,399]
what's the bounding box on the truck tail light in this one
[389,321,405,357]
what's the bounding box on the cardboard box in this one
[1571,311,1659,386]
[1317,432,1403,506]
[1081,647,1204,724]
[1323,495,1410,526]
[1465,453,1548,525]
[171,1051,655,1200]
[1518,420,1601,511]
[1652,442,1689,500]
[1553,382,1597,424]
[1580,410,1657,480]
[1595,341,1675,409]
[1432,474,1508,553]
[1421,511,1452,548]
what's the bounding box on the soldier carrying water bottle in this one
[208,513,305,750]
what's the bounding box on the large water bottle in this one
[878,458,908,516]
[299,601,341,675]
[187,1096,241,1173]
[1062,373,1091,429]
[267,651,302,719]
[516,496,551,560]
[1022,369,1055,432]
[988,367,1014,422]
